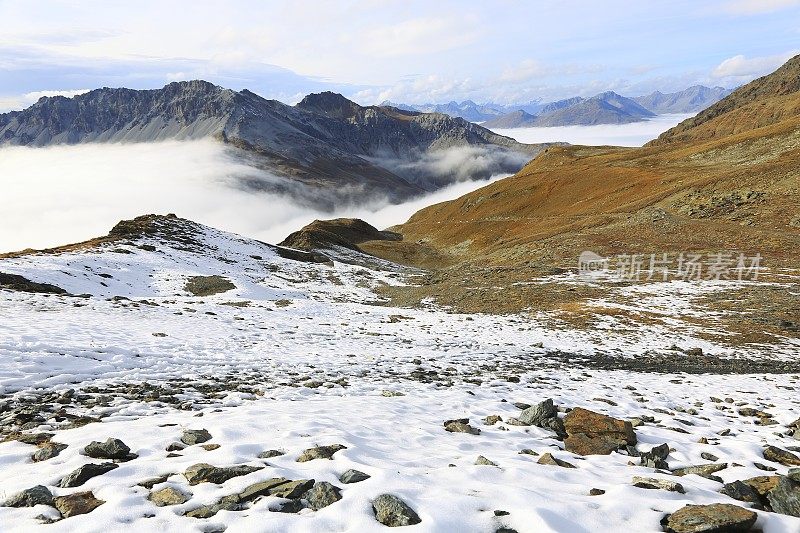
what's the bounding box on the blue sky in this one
[0,0,798,110]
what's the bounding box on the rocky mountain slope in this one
[0,82,542,206]
[1,214,800,532]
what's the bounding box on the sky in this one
[0,0,798,110]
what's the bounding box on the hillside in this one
[0,82,542,206]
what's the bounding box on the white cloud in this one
[357,16,482,58]
[0,89,91,112]
[725,0,800,14]
[711,51,797,79]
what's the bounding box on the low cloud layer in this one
[489,114,695,147]
[0,140,510,253]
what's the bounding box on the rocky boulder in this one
[562,408,636,455]
[84,438,132,460]
[372,494,421,527]
[53,491,104,518]
[767,476,800,517]
[184,463,263,485]
[662,503,757,533]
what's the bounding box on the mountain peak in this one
[296,91,363,119]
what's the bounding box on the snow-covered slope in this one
[1,216,799,532]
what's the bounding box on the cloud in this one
[0,140,518,253]
[711,51,797,79]
[357,16,482,57]
[725,0,800,14]
[0,89,91,112]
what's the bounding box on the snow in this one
[0,220,798,532]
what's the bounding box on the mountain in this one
[483,92,654,128]
[380,100,545,122]
[0,81,544,208]
[633,85,732,114]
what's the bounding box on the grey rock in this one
[181,429,212,445]
[185,477,314,518]
[184,463,263,485]
[303,481,342,510]
[257,449,285,459]
[84,438,131,460]
[339,469,370,484]
[372,494,421,527]
[32,442,68,462]
[297,444,347,462]
[60,462,119,487]
[4,485,53,507]
[475,455,498,466]
[443,419,481,435]
[767,476,800,517]
[149,486,190,506]
[632,476,685,494]
[639,443,670,469]
[518,399,557,426]
[671,463,728,478]
[272,499,304,513]
[720,480,765,510]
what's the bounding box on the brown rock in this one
[53,491,104,518]
[763,445,800,466]
[562,408,636,455]
[663,503,757,533]
[537,452,576,468]
[149,486,190,506]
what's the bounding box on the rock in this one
[672,463,728,478]
[443,419,481,435]
[4,485,53,507]
[138,474,172,489]
[166,442,186,452]
[201,443,220,451]
[53,491,104,518]
[84,438,131,460]
[639,443,670,469]
[519,399,557,425]
[339,469,370,484]
[185,477,314,518]
[303,481,342,510]
[720,481,765,509]
[60,462,119,487]
[484,415,503,425]
[475,455,498,466]
[589,488,605,496]
[662,504,757,533]
[563,408,636,456]
[297,444,347,462]
[767,476,800,517]
[789,468,800,482]
[272,499,304,513]
[372,494,421,527]
[149,486,190,506]
[257,449,285,459]
[701,452,719,462]
[754,462,777,472]
[32,442,68,462]
[537,453,576,468]
[181,429,212,445]
[763,445,800,466]
[184,463,263,485]
[631,476,685,493]
[519,449,539,456]
[742,476,780,498]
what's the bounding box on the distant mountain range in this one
[0,82,547,208]
[385,85,733,128]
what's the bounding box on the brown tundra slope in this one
[324,55,800,347]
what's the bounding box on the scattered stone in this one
[494,510,510,516]
[754,462,778,472]
[185,478,314,518]
[14,433,54,445]
[672,463,728,478]
[742,476,780,498]
[662,504,757,533]
[701,452,719,462]
[149,487,190,506]
[519,448,539,456]
[475,455,498,466]
[4,485,53,507]
[184,463,263,485]
[563,408,636,455]
[201,443,221,451]
[631,476,685,493]
[84,438,132,460]
[272,499,305,513]
[138,474,172,489]
[60,462,119,487]
[537,453,576,469]
[720,481,765,510]
[181,429,212,445]
[304,481,342,510]
[589,488,605,496]
[763,445,800,466]
[297,444,347,462]
[640,443,670,469]
[372,494,422,527]
[258,449,285,459]
[53,491,104,518]
[339,469,370,484]
[32,442,68,462]
[767,476,800,517]
[166,442,186,452]
[443,419,481,435]
[517,399,566,438]
[484,415,503,425]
